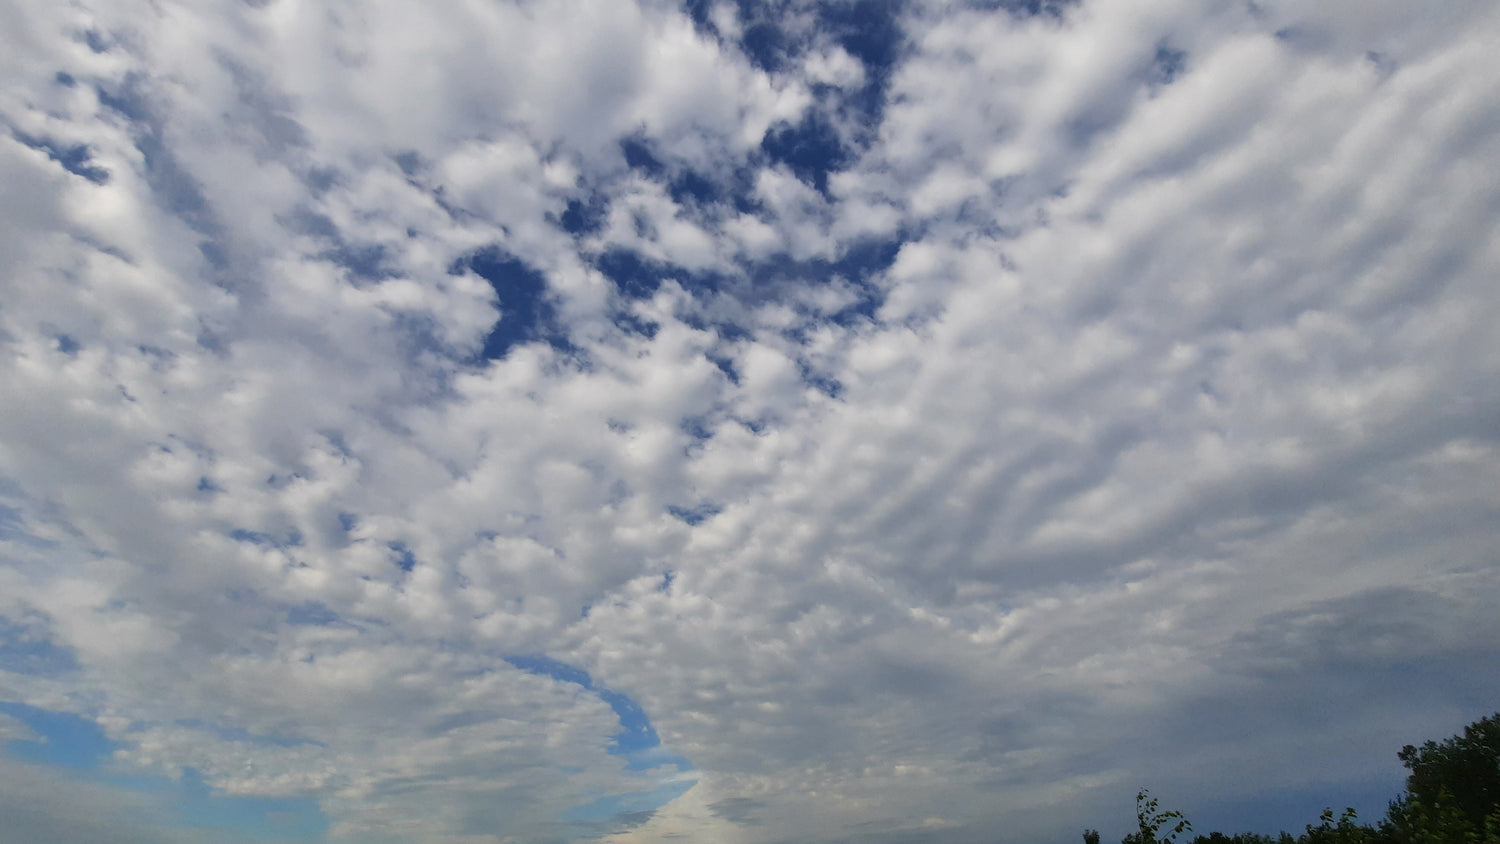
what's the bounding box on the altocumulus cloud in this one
[1,0,1499,842]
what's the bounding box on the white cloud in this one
[1,0,1498,841]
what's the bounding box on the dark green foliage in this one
[1385,712,1500,843]
[1122,789,1194,844]
[1189,832,1293,844]
[1084,713,1500,844]
[1300,808,1389,844]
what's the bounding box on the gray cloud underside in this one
[2,0,1499,842]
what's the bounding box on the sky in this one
[1,0,1498,842]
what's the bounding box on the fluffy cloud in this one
[2,0,1498,841]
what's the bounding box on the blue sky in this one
[2,0,1499,842]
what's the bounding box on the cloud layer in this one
[2,0,1499,841]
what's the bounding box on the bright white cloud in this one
[2,0,1499,842]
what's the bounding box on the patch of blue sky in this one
[613,309,661,341]
[0,619,78,676]
[173,768,328,842]
[504,656,694,777]
[760,110,849,195]
[667,502,721,527]
[55,333,81,355]
[230,527,302,547]
[0,702,109,770]
[96,84,216,241]
[0,701,329,841]
[596,247,666,300]
[388,541,417,573]
[619,134,667,177]
[818,0,905,123]
[1192,777,1405,842]
[1152,44,1188,86]
[981,0,1077,18]
[0,503,34,542]
[668,169,721,209]
[737,234,903,329]
[12,130,111,184]
[556,193,609,236]
[738,17,792,74]
[455,247,572,361]
[679,415,716,442]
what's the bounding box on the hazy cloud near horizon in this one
[2,0,1499,842]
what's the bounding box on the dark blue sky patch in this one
[823,1,903,79]
[282,203,395,280]
[734,234,902,326]
[1151,44,1187,86]
[658,570,675,593]
[198,240,229,270]
[337,512,358,532]
[455,247,570,360]
[819,0,905,123]
[1063,102,1127,151]
[230,528,275,546]
[797,361,844,399]
[682,0,718,37]
[55,334,80,355]
[393,150,423,176]
[612,310,660,340]
[55,71,76,87]
[619,135,666,177]
[667,502,721,526]
[707,351,741,385]
[834,233,904,283]
[325,242,392,281]
[389,541,417,572]
[83,29,111,53]
[728,164,765,215]
[668,169,721,208]
[596,247,666,299]
[13,132,110,184]
[556,193,609,236]
[680,416,716,442]
[1366,50,1398,80]
[231,527,302,548]
[99,82,229,259]
[741,20,792,73]
[673,266,732,299]
[978,0,1077,19]
[303,165,340,195]
[761,111,849,195]
[95,82,149,122]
